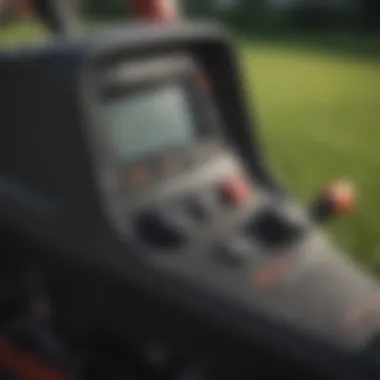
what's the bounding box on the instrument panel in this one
[92,54,223,200]
[84,48,380,355]
[1,22,380,379]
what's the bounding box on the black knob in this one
[134,211,185,250]
[247,209,302,249]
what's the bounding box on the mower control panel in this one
[1,23,380,379]
[88,42,380,356]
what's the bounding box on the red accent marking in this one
[253,259,290,290]
[344,297,380,329]
[0,341,69,380]
[222,177,252,205]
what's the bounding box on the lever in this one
[310,180,357,223]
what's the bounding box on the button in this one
[134,211,185,249]
[220,177,251,205]
[247,209,302,249]
[216,236,253,267]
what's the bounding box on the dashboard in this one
[94,54,221,198]
[1,23,380,379]
[83,46,380,357]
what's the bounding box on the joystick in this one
[310,180,357,223]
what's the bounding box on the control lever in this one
[310,180,357,223]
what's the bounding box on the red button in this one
[221,177,251,204]
[323,180,357,215]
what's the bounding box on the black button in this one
[247,210,301,249]
[216,237,253,267]
[134,211,185,249]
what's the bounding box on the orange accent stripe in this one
[253,259,290,290]
[0,341,69,380]
[344,297,380,329]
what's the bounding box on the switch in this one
[220,177,251,206]
[134,210,185,249]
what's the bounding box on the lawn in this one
[1,22,380,274]
[240,37,380,274]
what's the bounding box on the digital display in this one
[102,83,197,162]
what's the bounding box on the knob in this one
[311,180,357,223]
[246,209,302,250]
[134,210,186,249]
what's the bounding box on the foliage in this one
[186,0,379,32]
[241,37,380,274]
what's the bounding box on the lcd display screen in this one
[102,82,197,162]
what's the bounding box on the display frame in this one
[100,74,209,164]
[89,53,224,199]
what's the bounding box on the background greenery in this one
[1,1,380,275]
[84,0,379,32]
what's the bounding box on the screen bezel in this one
[92,54,223,198]
[100,74,209,164]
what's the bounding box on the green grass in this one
[0,21,47,46]
[240,39,380,274]
[1,22,380,274]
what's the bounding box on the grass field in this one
[240,36,380,274]
[1,22,380,274]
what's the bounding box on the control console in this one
[0,22,380,379]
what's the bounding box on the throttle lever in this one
[310,180,357,223]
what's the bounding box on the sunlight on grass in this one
[0,21,48,47]
[240,41,380,273]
